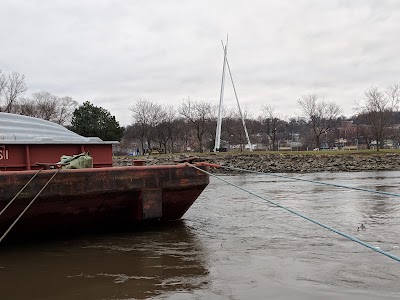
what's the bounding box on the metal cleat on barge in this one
[0,113,209,242]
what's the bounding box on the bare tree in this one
[11,91,77,126]
[359,86,400,151]
[130,99,152,152]
[224,108,251,151]
[32,91,58,121]
[261,104,283,151]
[170,118,189,153]
[154,105,176,153]
[179,98,213,152]
[386,84,400,107]
[130,99,164,152]
[55,96,78,125]
[2,72,27,112]
[123,124,143,152]
[15,97,37,116]
[298,94,342,149]
[0,70,6,101]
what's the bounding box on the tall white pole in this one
[214,36,228,152]
[225,57,252,151]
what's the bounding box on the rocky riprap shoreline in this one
[113,152,400,173]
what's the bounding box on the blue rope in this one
[222,166,400,198]
[191,164,400,264]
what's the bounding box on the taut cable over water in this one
[0,168,60,243]
[0,169,43,218]
[222,165,400,198]
[190,163,400,264]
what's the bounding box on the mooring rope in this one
[0,168,60,243]
[0,169,43,218]
[221,165,400,198]
[190,164,400,263]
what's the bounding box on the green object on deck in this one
[59,152,93,169]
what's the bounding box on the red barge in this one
[0,113,209,241]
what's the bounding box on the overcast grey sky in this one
[1,0,399,125]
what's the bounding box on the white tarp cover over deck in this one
[0,112,116,144]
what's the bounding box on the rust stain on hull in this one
[0,164,209,241]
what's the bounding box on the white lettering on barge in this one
[0,149,9,160]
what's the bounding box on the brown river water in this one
[0,171,399,299]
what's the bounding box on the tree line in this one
[0,69,77,126]
[124,84,400,154]
[0,69,123,140]
[1,69,399,153]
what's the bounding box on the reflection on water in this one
[1,171,400,299]
[0,222,208,300]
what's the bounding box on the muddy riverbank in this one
[113,152,400,173]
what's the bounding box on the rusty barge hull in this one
[0,164,209,241]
